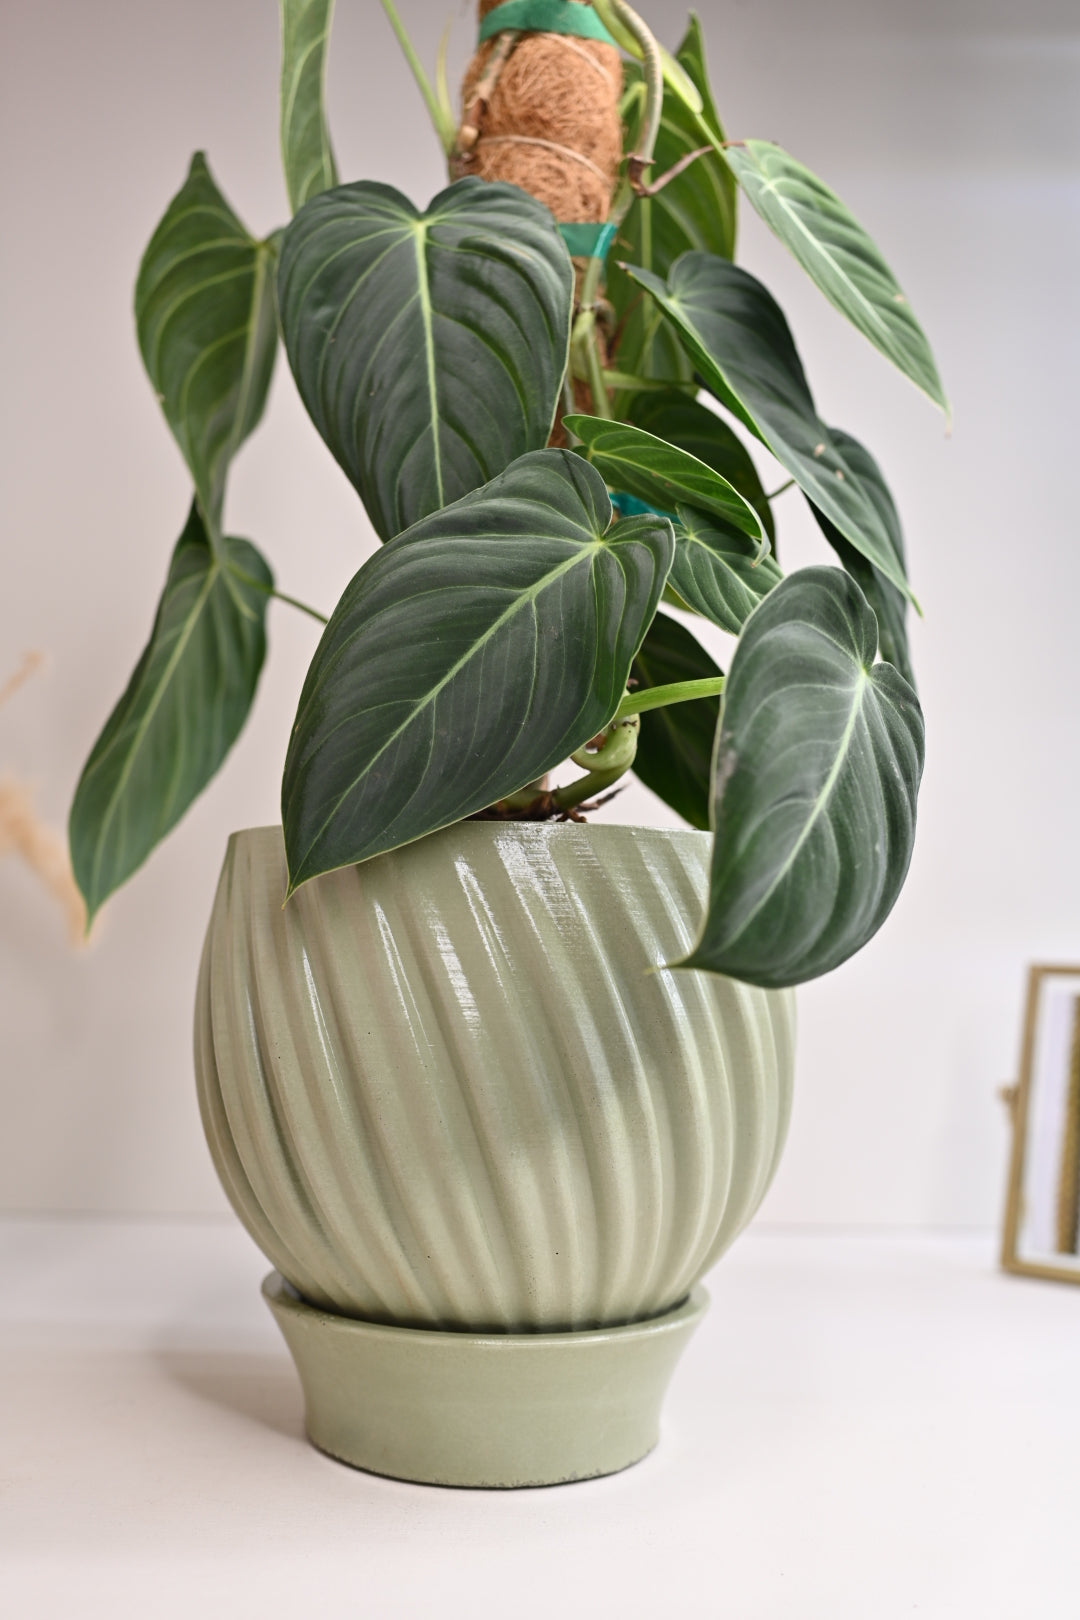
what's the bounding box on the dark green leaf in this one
[723,141,946,412]
[135,153,279,541]
[69,505,272,922]
[809,428,914,687]
[676,13,733,145]
[626,389,774,542]
[683,567,924,987]
[282,450,674,888]
[607,16,736,394]
[670,505,782,634]
[631,612,722,831]
[278,178,573,542]
[564,415,762,538]
[626,253,913,601]
[674,10,739,233]
[280,0,339,213]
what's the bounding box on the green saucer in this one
[264,1273,707,1489]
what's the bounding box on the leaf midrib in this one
[281,0,336,208]
[87,557,221,900]
[592,444,752,531]
[746,157,896,348]
[576,421,759,535]
[223,240,273,491]
[412,218,444,509]
[679,526,757,580]
[722,663,871,946]
[294,539,602,865]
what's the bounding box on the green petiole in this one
[225,561,330,626]
[379,0,456,155]
[615,676,725,721]
[272,589,329,626]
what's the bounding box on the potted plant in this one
[69,0,939,1488]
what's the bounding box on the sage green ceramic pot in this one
[195,821,795,1486]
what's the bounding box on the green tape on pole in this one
[478,1,618,48]
[559,222,618,260]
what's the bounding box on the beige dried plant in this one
[0,653,87,943]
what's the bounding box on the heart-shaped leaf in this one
[809,428,914,686]
[682,566,924,987]
[69,505,272,922]
[564,416,762,539]
[625,253,913,602]
[282,450,674,888]
[608,17,736,393]
[135,154,279,541]
[631,612,722,831]
[280,0,339,213]
[278,178,573,542]
[723,140,946,413]
[670,505,782,634]
[627,390,774,542]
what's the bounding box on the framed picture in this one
[1002,964,1080,1284]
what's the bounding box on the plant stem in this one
[434,19,453,136]
[272,589,329,626]
[481,720,640,820]
[563,372,579,434]
[570,287,612,419]
[379,0,456,155]
[568,2,670,425]
[765,477,796,501]
[602,369,694,394]
[456,26,519,163]
[554,714,640,811]
[551,761,629,813]
[615,677,725,720]
[580,252,605,316]
[225,561,330,626]
[637,144,712,197]
[594,0,703,115]
[582,318,613,419]
[498,776,551,812]
[595,1,663,189]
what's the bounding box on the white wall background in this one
[1,0,1077,1224]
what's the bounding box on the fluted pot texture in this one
[195,822,794,1332]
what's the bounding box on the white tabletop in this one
[2,1217,1077,1618]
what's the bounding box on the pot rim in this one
[226,818,710,858]
[265,1271,708,1347]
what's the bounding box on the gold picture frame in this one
[1001,964,1080,1284]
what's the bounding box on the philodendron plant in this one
[69,0,941,990]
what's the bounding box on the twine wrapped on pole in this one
[458,1,623,226]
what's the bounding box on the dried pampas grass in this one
[0,652,87,943]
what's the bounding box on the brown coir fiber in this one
[461,2,622,223]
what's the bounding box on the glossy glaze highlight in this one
[195,822,794,1330]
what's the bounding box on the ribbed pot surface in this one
[195,822,794,1331]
